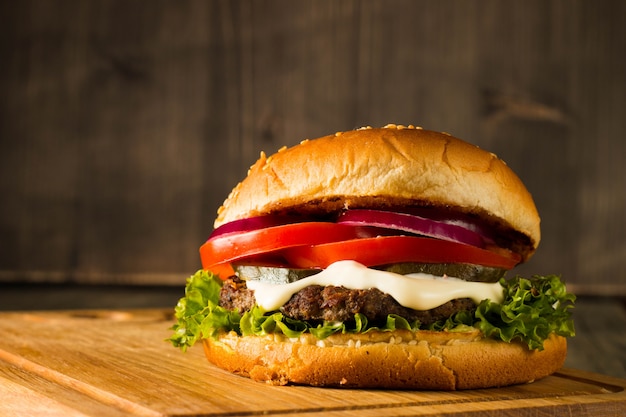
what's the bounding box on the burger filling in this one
[221,276,476,327]
[221,260,504,327]
[169,266,575,352]
[169,210,576,352]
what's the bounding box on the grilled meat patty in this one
[219,276,476,327]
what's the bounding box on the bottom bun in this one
[202,329,567,390]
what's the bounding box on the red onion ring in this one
[337,209,486,248]
[209,215,305,239]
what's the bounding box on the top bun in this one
[215,124,540,261]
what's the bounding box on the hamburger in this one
[169,124,575,390]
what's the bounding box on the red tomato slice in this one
[200,222,379,276]
[280,236,521,270]
[206,262,236,279]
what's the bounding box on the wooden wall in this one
[1,1,624,294]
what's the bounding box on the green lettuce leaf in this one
[168,271,575,351]
[473,275,576,350]
[168,270,241,351]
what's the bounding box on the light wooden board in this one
[0,309,624,416]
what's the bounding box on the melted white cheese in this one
[245,260,504,312]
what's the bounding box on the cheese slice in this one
[245,260,504,312]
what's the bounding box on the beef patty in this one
[219,276,475,327]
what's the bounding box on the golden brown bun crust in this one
[215,125,540,260]
[202,330,566,390]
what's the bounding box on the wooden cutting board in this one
[0,308,624,416]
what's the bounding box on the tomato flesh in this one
[281,236,521,270]
[200,222,379,273]
[200,220,521,280]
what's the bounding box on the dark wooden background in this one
[1,1,624,295]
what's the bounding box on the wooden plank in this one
[0,1,625,291]
[0,309,624,416]
[0,362,129,417]
[564,297,626,379]
[0,372,87,417]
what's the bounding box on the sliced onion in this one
[400,207,498,244]
[209,214,305,239]
[337,209,486,248]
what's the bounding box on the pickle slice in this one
[234,265,319,284]
[375,262,505,282]
[235,262,505,284]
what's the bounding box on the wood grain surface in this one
[0,309,625,416]
[1,1,625,293]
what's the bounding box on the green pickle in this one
[234,265,318,284]
[377,263,505,282]
[235,262,505,283]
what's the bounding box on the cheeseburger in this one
[169,124,575,390]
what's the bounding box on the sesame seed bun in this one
[203,330,566,389]
[215,125,540,261]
